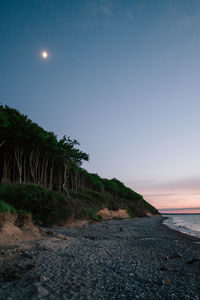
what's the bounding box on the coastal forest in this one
[0,105,159,225]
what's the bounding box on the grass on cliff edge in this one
[0,200,17,213]
[0,200,30,215]
[0,183,72,225]
[0,184,102,225]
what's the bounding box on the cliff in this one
[0,212,41,248]
[0,105,159,231]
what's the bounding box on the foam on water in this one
[163,214,200,239]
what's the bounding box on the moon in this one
[41,51,48,59]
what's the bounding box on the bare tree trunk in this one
[75,169,79,192]
[30,150,36,183]
[70,173,74,192]
[2,154,10,183]
[49,159,54,190]
[63,161,70,197]
[77,172,81,192]
[23,155,26,183]
[29,148,40,184]
[38,156,45,185]
[43,156,49,187]
[15,147,23,183]
[35,150,40,184]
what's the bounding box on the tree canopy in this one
[0,105,89,192]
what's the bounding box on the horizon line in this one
[158,207,200,211]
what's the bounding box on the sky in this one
[1,0,200,212]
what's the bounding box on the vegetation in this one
[0,200,17,213]
[0,199,28,215]
[0,105,159,225]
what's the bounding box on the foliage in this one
[0,181,159,225]
[0,105,89,192]
[0,200,17,213]
[0,105,159,224]
[0,199,28,215]
[84,173,104,192]
[0,184,72,224]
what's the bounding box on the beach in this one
[0,216,200,299]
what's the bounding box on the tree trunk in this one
[63,161,70,198]
[2,154,10,183]
[15,146,23,183]
[23,155,26,183]
[43,156,49,187]
[30,148,40,184]
[49,159,54,190]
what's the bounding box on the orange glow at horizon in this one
[144,192,200,210]
[130,185,200,212]
[159,208,200,214]
[126,178,200,213]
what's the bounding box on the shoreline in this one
[162,215,200,241]
[0,216,200,299]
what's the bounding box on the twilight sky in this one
[1,0,200,212]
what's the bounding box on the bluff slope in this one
[0,105,159,228]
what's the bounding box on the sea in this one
[163,214,200,239]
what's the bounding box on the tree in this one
[0,105,89,192]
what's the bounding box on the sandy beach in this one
[0,216,200,299]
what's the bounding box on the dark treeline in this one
[0,105,89,195]
[0,105,159,223]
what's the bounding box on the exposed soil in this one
[97,208,130,220]
[0,213,42,248]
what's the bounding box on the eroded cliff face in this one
[96,208,160,220]
[97,208,130,220]
[0,213,41,248]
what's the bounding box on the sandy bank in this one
[0,212,42,248]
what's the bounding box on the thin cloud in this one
[163,1,200,35]
[124,9,133,19]
[82,0,138,27]
[82,0,112,29]
[100,0,112,16]
[84,0,112,17]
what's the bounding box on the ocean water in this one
[163,214,200,239]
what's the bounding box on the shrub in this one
[0,180,159,225]
[84,173,104,193]
[0,183,72,225]
[0,200,16,213]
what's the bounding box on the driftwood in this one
[186,258,200,265]
[165,253,182,260]
[0,140,5,147]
